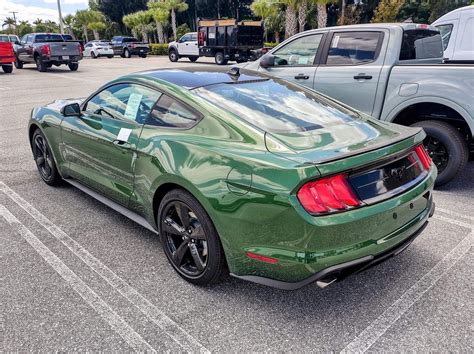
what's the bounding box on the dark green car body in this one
[28,68,436,289]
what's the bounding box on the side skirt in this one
[64,178,158,235]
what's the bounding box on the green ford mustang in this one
[28,67,436,290]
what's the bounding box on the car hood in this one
[265,118,423,164]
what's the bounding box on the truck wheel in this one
[2,65,13,73]
[139,53,147,58]
[215,52,228,65]
[411,120,469,186]
[189,56,198,62]
[68,63,79,71]
[169,49,178,62]
[35,56,47,72]
[124,48,131,58]
[14,57,23,69]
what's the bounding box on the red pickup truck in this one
[0,35,15,73]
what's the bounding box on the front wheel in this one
[214,52,228,65]
[32,129,62,186]
[168,49,178,62]
[2,65,13,73]
[68,62,79,71]
[158,189,226,286]
[124,48,131,58]
[411,120,469,186]
[139,53,147,58]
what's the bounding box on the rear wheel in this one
[68,62,79,71]
[124,48,131,58]
[2,65,13,73]
[139,53,147,58]
[189,56,198,62]
[158,189,226,286]
[215,52,228,65]
[32,129,62,186]
[168,49,178,62]
[14,57,23,69]
[411,120,469,186]
[35,56,47,72]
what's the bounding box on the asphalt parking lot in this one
[1,56,473,352]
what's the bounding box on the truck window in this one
[326,31,382,65]
[0,35,8,42]
[436,24,453,50]
[273,34,323,66]
[35,34,64,42]
[399,29,443,60]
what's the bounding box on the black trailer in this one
[197,19,263,65]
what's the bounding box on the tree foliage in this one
[371,0,404,23]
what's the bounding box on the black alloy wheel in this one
[158,189,226,285]
[424,136,449,173]
[32,130,61,186]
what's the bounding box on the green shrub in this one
[264,42,278,48]
[150,43,169,55]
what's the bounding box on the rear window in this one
[436,24,453,51]
[35,34,64,42]
[0,35,9,42]
[399,29,443,60]
[123,37,138,43]
[194,79,359,133]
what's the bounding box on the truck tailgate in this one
[50,42,80,57]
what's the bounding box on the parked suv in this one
[111,36,149,58]
[15,33,83,72]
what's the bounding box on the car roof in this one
[137,68,265,90]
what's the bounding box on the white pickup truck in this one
[245,23,474,186]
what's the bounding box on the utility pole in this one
[10,11,18,35]
[57,0,64,34]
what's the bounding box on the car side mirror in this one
[260,54,275,68]
[61,103,82,117]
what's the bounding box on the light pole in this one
[57,0,64,34]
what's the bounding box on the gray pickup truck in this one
[245,23,474,186]
[15,33,83,72]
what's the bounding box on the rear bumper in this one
[231,202,434,290]
[0,55,15,64]
[130,48,149,55]
[41,55,82,63]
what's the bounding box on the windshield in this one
[35,34,64,42]
[194,79,359,133]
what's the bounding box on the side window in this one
[326,31,382,65]
[273,34,323,66]
[85,84,161,124]
[148,95,200,128]
[86,43,93,48]
[21,35,28,43]
[436,24,453,51]
[26,35,34,43]
[191,33,197,41]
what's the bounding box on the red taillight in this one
[246,252,278,264]
[40,45,51,56]
[415,144,432,170]
[79,43,84,53]
[198,31,205,46]
[297,174,361,215]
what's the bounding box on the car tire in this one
[107,55,114,59]
[2,65,13,73]
[215,52,228,65]
[411,120,469,186]
[68,62,79,71]
[14,57,23,69]
[91,51,97,59]
[189,56,198,62]
[32,129,62,186]
[158,188,226,286]
[35,56,47,72]
[168,49,178,62]
[124,48,131,58]
[139,53,147,58]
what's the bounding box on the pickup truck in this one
[111,36,149,58]
[15,33,83,72]
[245,23,474,186]
[0,35,15,73]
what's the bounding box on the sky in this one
[1,0,89,24]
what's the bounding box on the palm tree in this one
[281,0,299,39]
[148,1,168,44]
[162,0,189,40]
[313,0,329,29]
[3,17,16,33]
[135,11,153,42]
[298,0,307,32]
[123,13,140,39]
[88,10,107,40]
[75,10,91,42]
[251,0,278,41]
[62,14,76,37]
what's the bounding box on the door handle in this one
[353,74,373,80]
[113,140,132,149]
[294,74,310,80]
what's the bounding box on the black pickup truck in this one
[111,36,149,58]
[15,33,83,72]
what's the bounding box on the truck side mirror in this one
[260,54,275,68]
[61,103,82,117]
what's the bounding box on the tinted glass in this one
[191,33,197,41]
[62,34,73,40]
[273,34,323,66]
[194,79,359,133]
[148,95,200,128]
[35,34,64,42]
[0,35,8,42]
[123,37,138,43]
[85,84,161,124]
[180,35,190,42]
[9,35,19,43]
[436,24,453,51]
[326,32,381,65]
[399,29,443,60]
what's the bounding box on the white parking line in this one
[0,181,209,353]
[0,204,155,352]
[434,214,472,229]
[436,207,474,222]
[341,224,473,352]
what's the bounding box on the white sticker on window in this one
[124,93,143,121]
[117,128,132,142]
[332,35,340,48]
[208,33,215,39]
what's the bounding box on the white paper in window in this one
[124,93,143,121]
[332,35,340,48]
